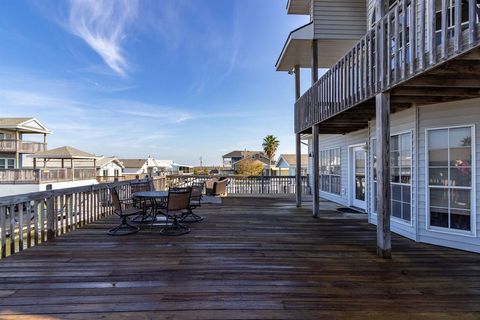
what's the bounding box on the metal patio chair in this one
[108,187,142,236]
[181,183,204,223]
[157,187,192,236]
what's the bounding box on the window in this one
[0,158,15,169]
[427,126,473,232]
[0,133,13,140]
[114,169,120,177]
[103,169,109,177]
[372,132,412,222]
[433,0,480,46]
[320,148,341,195]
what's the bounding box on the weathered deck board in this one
[0,197,479,319]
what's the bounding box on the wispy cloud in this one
[65,0,138,77]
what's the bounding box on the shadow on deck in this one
[0,197,479,319]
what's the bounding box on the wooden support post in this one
[375,92,392,259]
[71,159,75,181]
[296,134,302,207]
[311,40,318,84]
[294,64,302,208]
[15,131,20,169]
[312,124,320,217]
[46,184,55,241]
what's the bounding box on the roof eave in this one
[275,22,314,72]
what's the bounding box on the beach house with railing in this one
[0,118,100,196]
[277,0,480,255]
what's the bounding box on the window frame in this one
[319,147,342,196]
[371,130,414,226]
[425,124,476,237]
[0,158,15,169]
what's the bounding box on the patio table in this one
[132,191,169,225]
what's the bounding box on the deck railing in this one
[0,177,166,259]
[295,0,480,133]
[0,140,46,153]
[166,175,310,195]
[0,168,97,184]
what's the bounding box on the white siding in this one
[369,107,417,240]
[313,0,366,40]
[309,129,369,207]
[418,98,480,253]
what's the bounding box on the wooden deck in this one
[0,197,479,319]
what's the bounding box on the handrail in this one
[0,139,46,153]
[295,0,480,133]
[166,175,309,195]
[0,177,163,259]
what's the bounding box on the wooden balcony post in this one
[375,92,391,259]
[311,39,318,84]
[295,64,302,207]
[312,124,320,217]
[46,184,55,241]
[296,134,302,207]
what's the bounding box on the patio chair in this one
[205,177,228,196]
[157,187,192,236]
[108,187,142,236]
[181,183,204,223]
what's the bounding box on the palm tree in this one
[262,135,279,176]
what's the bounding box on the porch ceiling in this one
[286,0,310,15]
[276,23,360,71]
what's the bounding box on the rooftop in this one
[223,150,265,158]
[278,154,308,166]
[0,117,51,134]
[31,146,97,159]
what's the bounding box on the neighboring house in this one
[0,145,99,197]
[120,157,192,179]
[0,117,50,169]
[96,156,124,182]
[222,150,266,169]
[277,0,480,254]
[276,154,308,176]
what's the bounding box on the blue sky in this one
[0,0,310,165]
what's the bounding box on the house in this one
[0,117,49,169]
[0,145,99,196]
[222,150,266,169]
[277,0,480,255]
[96,156,124,182]
[120,157,192,179]
[276,154,308,176]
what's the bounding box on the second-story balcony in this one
[0,168,97,184]
[0,140,46,154]
[294,0,480,134]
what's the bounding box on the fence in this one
[166,175,309,195]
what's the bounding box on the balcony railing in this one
[295,0,480,133]
[166,175,310,195]
[0,168,97,184]
[0,140,46,153]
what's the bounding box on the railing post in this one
[46,184,55,241]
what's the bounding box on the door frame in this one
[348,143,367,210]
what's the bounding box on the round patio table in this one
[132,191,169,225]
